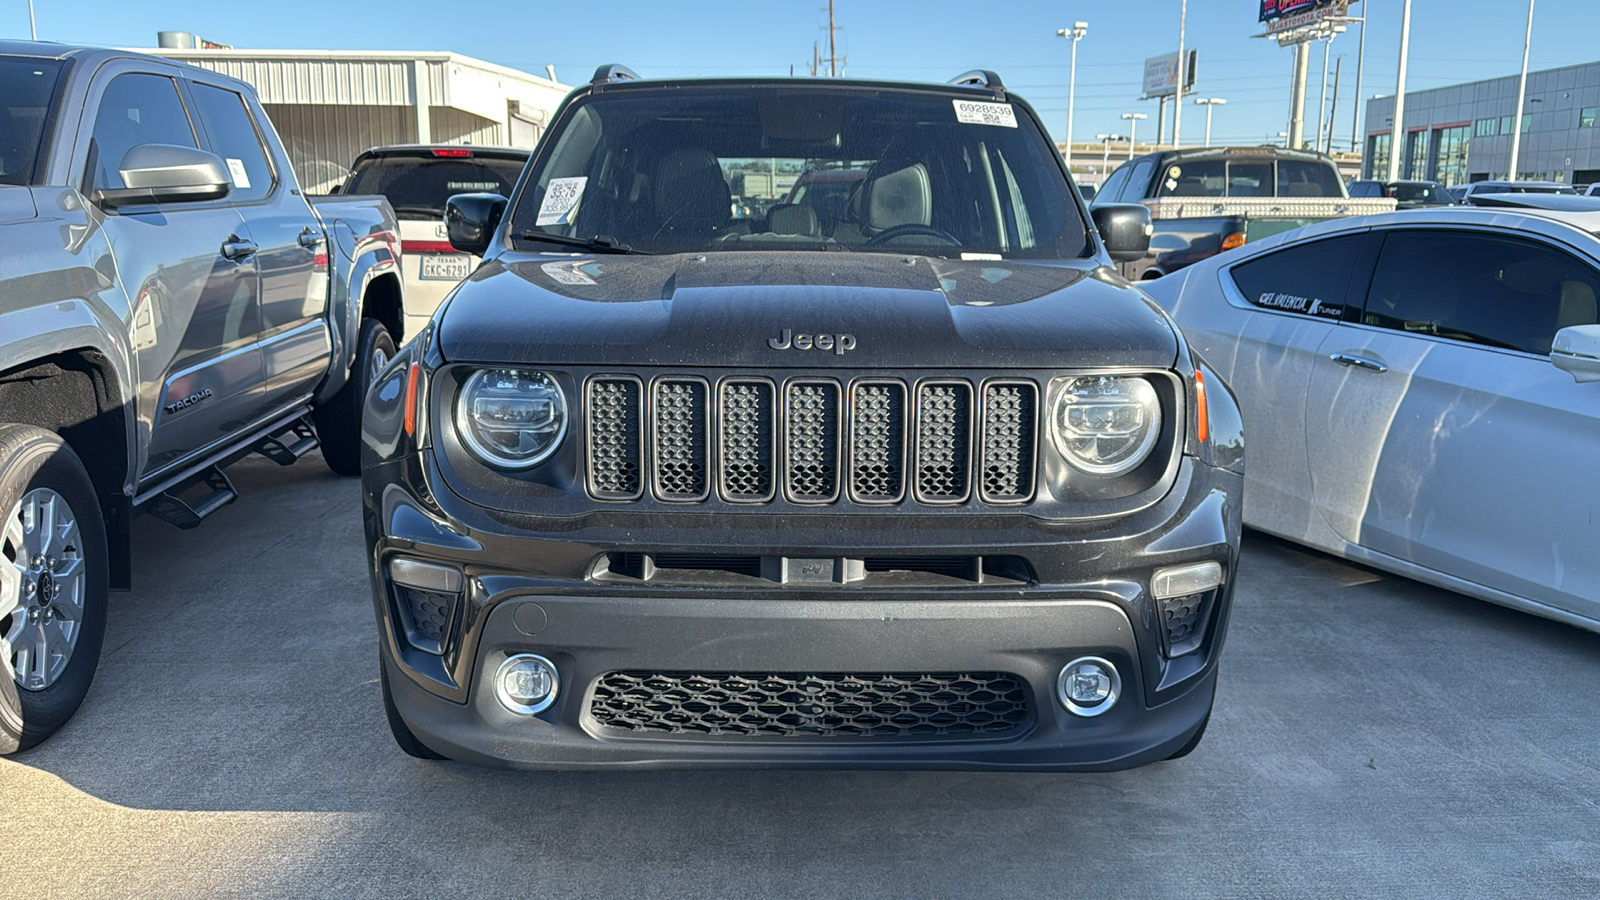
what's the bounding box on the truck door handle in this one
[221,236,258,260]
[298,228,322,248]
[1329,352,1388,373]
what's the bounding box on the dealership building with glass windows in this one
[1363,60,1600,185]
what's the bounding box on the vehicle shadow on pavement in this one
[4,459,1599,897]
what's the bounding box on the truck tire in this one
[380,656,447,760]
[315,318,396,476]
[0,425,109,755]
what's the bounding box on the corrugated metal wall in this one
[181,58,414,106]
[263,104,416,193]
[430,107,503,147]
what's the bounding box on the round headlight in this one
[1051,375,1161,476]
[456,368,568,468]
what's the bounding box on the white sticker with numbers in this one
[952,99,1018,128]
[226,158,251,189]
[535,176,587,226]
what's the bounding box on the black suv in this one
[359,67,1245,771]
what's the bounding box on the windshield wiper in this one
[514,231,651,255]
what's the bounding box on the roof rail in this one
[949,70,1005,94]
[591,64,641,85]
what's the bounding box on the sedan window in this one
[1364,230,1600,354]
[1227,233,1365,320]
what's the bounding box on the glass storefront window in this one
[1366,133,1391,179]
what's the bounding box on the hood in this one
[436,251,1179,370]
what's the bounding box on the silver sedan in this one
[1143,200,1600,631]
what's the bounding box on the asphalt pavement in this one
[2,453,1597,898]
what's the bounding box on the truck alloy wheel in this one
[0,425,108,755]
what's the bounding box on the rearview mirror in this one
[1552,323,1600,383]
[1090,203,1152,263]
[445,193,509,257]
[92,144,231,208]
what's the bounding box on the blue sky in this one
[11,0,1596,152]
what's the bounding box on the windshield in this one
[345,154,528,217]
[1390,182,1453,203]
[0,56,63,186]
[508,85,1091,258]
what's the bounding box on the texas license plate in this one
[420,254,471,281]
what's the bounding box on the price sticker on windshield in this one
[952,99,1018,128]
[536,176,588,226]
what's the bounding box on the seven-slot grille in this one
[585,375,1038,506]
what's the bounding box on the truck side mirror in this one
[92,144,232,208]
[1091,203,1152,263]
[445,193,509,257]
[1552,323,1600,383]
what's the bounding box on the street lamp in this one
[1121,113,1148,160]
[1057,22,1088,177]
[1194,98,1226,148]
[1508,0,1536,181]
[1097,133,1125,175]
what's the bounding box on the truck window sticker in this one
[952,100,1018,128]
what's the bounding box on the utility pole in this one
[1174,0,1187,148]
[812,42,819,77]
[828,0,838,78]
[1387,0,1412,182]
[1156,98,1167,146]
[29,0,36,40]
[1317,36,1333,153]
[1352,8,1367,153]
[1058,23,1089,179]
[1508,0,1535,181]
[1326,55,1343,154]
[1121,113,1148,160]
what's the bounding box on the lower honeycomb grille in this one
[584,374,1040,507]
[589,671,1031,738]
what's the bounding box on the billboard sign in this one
[1142,50,1198,98]
[1260,0,1355,30]
[1260,0,1325,21]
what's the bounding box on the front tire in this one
[0,425,109,755]
[315,318,396,476]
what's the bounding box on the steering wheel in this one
[864,224,962,247]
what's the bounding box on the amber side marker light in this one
[1194,368,1209,444]
[1220,232,1246,252]
[403,363,421,437]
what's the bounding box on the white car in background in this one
[339,146,530,335]
[1143,197,1600,631]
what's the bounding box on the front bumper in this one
[364,451,1241,771]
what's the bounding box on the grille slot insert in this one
[848,381,907,504]
[718,379,776,503]
[914,381,973,504]
[585,376,643,500]
[980,381,1038,503]
[784,380,842,504]
[590,670,1031,738]
[652,378,710,501]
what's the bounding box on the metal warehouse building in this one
[1363,60,1600,186]
[153,47,571,193]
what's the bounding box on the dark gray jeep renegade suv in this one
[359,66,1245,771]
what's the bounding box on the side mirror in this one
[445,192,509,257]
[1091,203,1152,263]
[1552,323,1600,383]
[92,144,231,208]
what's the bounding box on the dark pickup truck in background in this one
[1092,146,1395,280]
[0,41,405,753]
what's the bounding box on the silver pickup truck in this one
[0,42,405,753]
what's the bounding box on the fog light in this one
[1058,657,1121,717]
[495,654,559,715]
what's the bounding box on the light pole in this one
[1387,0,1413,182]
[1194,98,1226,148]
[1097,133,1124,175]
[1508,0,1535,181]
[1174,0,1188,148]
[28,0,36,40]
[1121,113,1148,160]
[1057,22,1088,178]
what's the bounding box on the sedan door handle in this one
[221,236,258,260]
[297,228,323,248]
[1329,352,1388,373]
